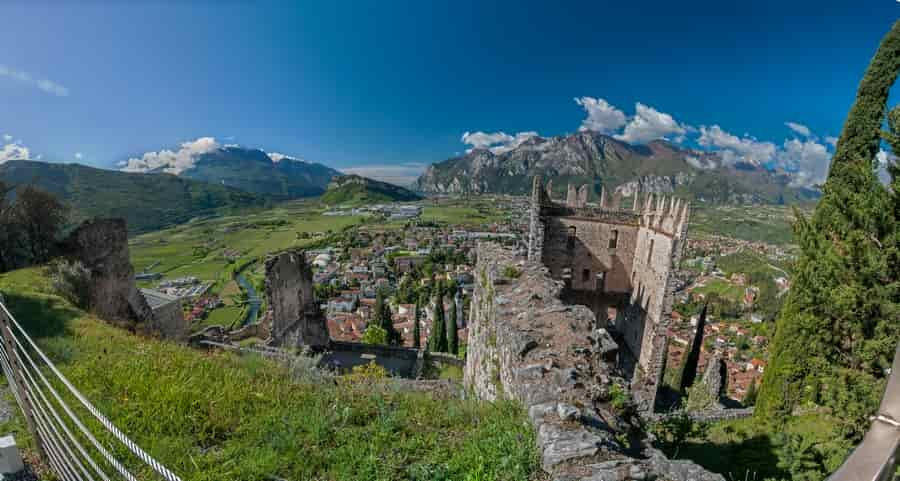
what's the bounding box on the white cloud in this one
[119,137,220,174]
[0,64,69,97]
[698,125,777,166]
[461,131,513,150]
[614,103,687,144]
[778,138,832,187]
[685,155,717,170]
[825,136,838,147]
[341,163,428,187]
[785,122,812,137]
[461,131,539,154]
[0,141,30,164]
[74,152,83,160]
[574,97,627,134]
[267,152,307,163]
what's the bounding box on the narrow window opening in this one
[647,239,654,264]
[608,229,618,249]
[582,268,591,283]
[567,226,576,250]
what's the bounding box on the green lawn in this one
[0,267,538,481]
[693,278,745,301]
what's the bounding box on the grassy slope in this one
[0,268,537,481]
[659,413,847,480]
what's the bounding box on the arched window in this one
[608,229,618,249]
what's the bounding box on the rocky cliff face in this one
[465,242,724,481]
[417,132,818,204]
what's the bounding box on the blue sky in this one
[1,0,898,184]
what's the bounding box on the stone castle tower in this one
[527,176,690,412]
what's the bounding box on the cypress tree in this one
[429,292,448,353]
[447,293,459,356]
[373,289,400,345]
[756,21,900,437]
[413,299,422,349]
[744,380,758,407]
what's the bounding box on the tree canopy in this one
[756,21,900,439]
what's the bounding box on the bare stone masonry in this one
[265,249,330,350]
[59,218,187,341]
[527,176,689,412]
[464,242,723,481]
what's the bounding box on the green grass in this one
[0,267,538,481]
[200,305,244,329]
[655,413,851,481]
[421,205,502,225]
[693,278,744,301]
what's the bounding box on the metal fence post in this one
[0,306,44,460]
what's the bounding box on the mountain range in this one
[415,131,820,204]
[0,160,268,234]
[127,145,342,198]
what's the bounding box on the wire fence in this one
[0,299,183,481]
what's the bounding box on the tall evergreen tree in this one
[744,380,759,407]
[413,299,422,349]
[757,21,900,437]
[447,293,459,356]
[429,292,448,353]
[373,289,401,345]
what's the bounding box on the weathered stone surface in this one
[538,423,604,470]
[465,241,724,481]
[527,176,690,413]
[265,250,329,350]
[61,218,152,324]
[557,403,581,421]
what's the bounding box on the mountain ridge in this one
[0,160,269,234]
[416,131,820,204]
[165,146,341,198]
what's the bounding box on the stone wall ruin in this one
[527,176,689,412]
[265,249,330,350]
[464,242,722,481]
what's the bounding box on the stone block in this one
[0,435,24,474]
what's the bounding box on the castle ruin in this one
[527,176,689,412]
[265,250,330,350]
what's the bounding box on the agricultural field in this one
[688,204,808,245]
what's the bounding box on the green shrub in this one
[501,266,520,279]
[46,259,91,309]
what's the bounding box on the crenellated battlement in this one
[527,176,690,413]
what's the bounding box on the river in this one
[236,273,262,326]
